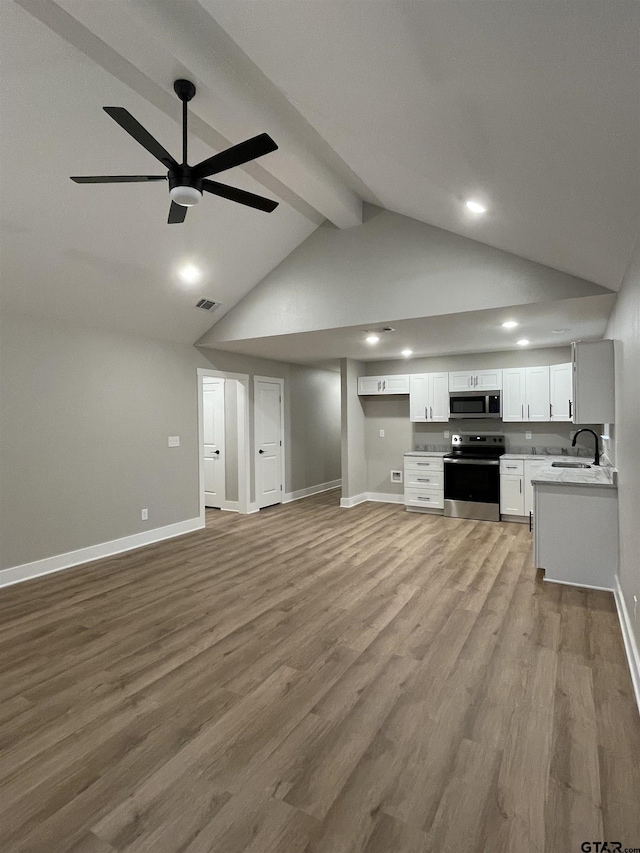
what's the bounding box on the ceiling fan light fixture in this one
[169,185,202,207]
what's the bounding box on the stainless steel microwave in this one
[449,390,501,419]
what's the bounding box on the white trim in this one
[0,517,203,589]
[365,491,404,504]
[283,479,341,503]
[197,368,250,518]
[219,501,240,513]
[339,491,404,508]
[542,576,614,592]
[340,493,368,508]
[253,375,285,509]
[614,574,640,714]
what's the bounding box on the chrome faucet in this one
[572,428,601,466]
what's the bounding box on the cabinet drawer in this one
[404,488,444,510]
[404,457,444,473]
[404,470,443,490]
[500,459,524,475]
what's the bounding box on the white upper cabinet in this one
[409,374,429,421]
[572,340,615,424]
[502,366,549,421]
[502,368,526,422]
[429,372,450,421]
[549,362,572,421]
[409,373,449,422]
[525,365,550,421]
[449,369,502,391]
[357,374,410,395]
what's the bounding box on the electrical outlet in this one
[391,470,402,483]
[444,430,450,438]
[379,429,385,438]
[168,436,180,447]
[525,431,532,440]
[141,509,148,521]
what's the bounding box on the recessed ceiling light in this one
[401,349,413,357]
[501,320,519,329]
[517,339,530,346]
[466,200,487,214]
[179,263,201,284]
[365,334,380,345]
[551,328,569,334]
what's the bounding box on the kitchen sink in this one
[551,461,592,468]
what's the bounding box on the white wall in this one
[340,358,367,500]
[0,313,342,573]
[0,312,210,570]
[198,206,609,347]
[605,234,640,653]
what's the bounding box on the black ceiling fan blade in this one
[193,133,278,179]
[70,175,166,183]
[202,180,279,213]
[168,201,188,224]
[103,107,178,170]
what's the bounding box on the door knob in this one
[259,449,265,454]
[214,450,220,455]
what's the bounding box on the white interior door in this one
[203,378,226,508]
[254,377,283,509]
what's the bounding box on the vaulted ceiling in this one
[2,0,638,357]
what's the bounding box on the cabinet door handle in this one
[527,404,530,419]
[377,380,381,392]
[430,406,432,419]
[519,480,522,493]
[382,380,386,391]
[425,406,428,420]
[505,465,518,469]
[569,399,573,419]
[529,511,532,532]
[521,404,524,420]
[417,478,431,482]
[417,496,431,501]
[549,403,553,418]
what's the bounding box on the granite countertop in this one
[404,451,448,457]
[502,452,588,461]
[531,462,617,489]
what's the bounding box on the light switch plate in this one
[141,508,148,520]
[444,430,450,438]
[379,429,385,438]
[168,436,180,447]
[525,431,532,440]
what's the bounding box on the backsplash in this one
[413,420,602,457]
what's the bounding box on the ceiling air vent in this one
[195,298,219,312]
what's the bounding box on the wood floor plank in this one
[1,489,638,852]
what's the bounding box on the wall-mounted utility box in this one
[391,470,403,483]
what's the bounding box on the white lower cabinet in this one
[404,456,444,512]
[500,458,526,518]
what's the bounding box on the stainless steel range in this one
[444,433,505,522]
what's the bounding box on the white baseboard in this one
[340,493,368,508]
[542,576,614,592]
[340,491,404,508]
[365,491,404,504]
[0,517,204,589]
[614,574,640,714]
[283,479,341,504]
[220,501,240,513]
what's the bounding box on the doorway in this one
[197,368,250,521]
[254,376,285,509]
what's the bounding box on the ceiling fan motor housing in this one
[168,166,203,206]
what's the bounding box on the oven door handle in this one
[444,458,500,466]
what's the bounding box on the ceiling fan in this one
[71,79,279,224]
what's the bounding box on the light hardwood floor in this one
[1,489,639,852]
